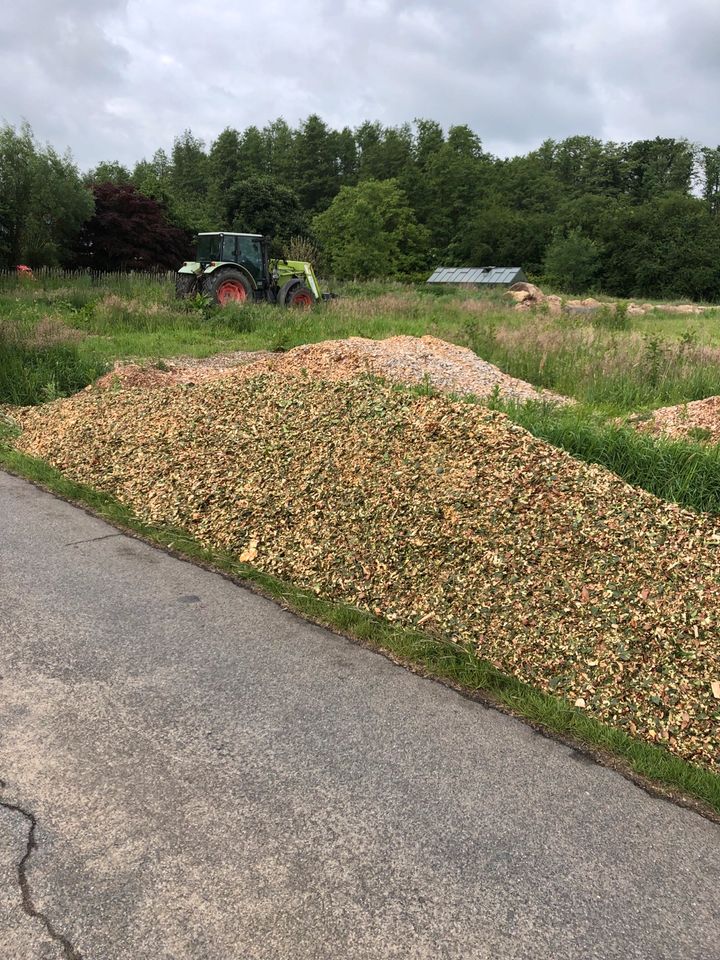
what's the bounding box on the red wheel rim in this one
[290,291,313,308]
[217,280,247,304]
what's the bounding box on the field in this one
[2,271,720,810]
[3,271,720,513]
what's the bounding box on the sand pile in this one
[13,374,720,770]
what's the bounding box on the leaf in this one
[712,681,720,700]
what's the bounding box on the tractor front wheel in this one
[285,285,315,308]
[175,273,197,299]
[204,269,251,306]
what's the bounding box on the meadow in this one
[3,270,720,514]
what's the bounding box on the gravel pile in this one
[13,374,720,770]
[93,336,568,405]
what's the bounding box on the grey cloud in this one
[0,0,718,169]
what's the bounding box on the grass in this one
[4,273,720,409]
[1,427,718,821]
[0,321,106,405]
[463,313,720,415]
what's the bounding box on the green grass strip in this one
[1,434,719,821]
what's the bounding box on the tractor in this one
[176,232,328,307]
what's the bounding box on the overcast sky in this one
[1,0,718,171]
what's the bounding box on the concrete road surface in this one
[0,469,718,960]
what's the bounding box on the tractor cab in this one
[177,231,325,308]
[196,232,267,287]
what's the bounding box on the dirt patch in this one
[12,375,720,771]
[26,317,87,347]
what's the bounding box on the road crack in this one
[0,787,84,959]
[64,532,122,548]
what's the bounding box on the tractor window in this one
[196,234,222,262]
[236,236,263,282]
[222,235,237,262]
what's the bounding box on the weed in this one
[593,301,630,331]
[687,426,713,443]
[643,334,666,388]
[0,325,106,405]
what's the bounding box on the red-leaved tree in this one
[71,183,191,270]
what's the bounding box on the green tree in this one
[0,123,92,267]
[207,128,242,221]
[293,115,341,213]
[543,230,602,293]
[600,194,720,300]
[132,150,174,209]
[448,205,552,274]
[225,175,307,247]
[84,160,131,186]
[263,118,296,181]
[0,123,36,264]
[236,126,268,180]
[699,146,720,215]
[622,138,694,202]
[170,130,212,230]
[420,125,491,257]
[313,179,430,279]
[356,122,412,182]
[26,147,93,265]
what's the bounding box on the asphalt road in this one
[0,469,718,960]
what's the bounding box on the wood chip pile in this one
[626,396,720,445]
[13,374,720,770]
[93,336,569,405]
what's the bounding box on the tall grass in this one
[464,315,720,413]
[5,275,720,415]
[0,321,106,405]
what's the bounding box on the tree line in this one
[3,117,720,299]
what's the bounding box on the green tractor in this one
[176,232,328,307]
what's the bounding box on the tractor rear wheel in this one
[204,269,252,306]
[285,285,315,308]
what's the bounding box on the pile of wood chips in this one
[626,396,720,445]
[12,372,720,770]
[93,336,569,405]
